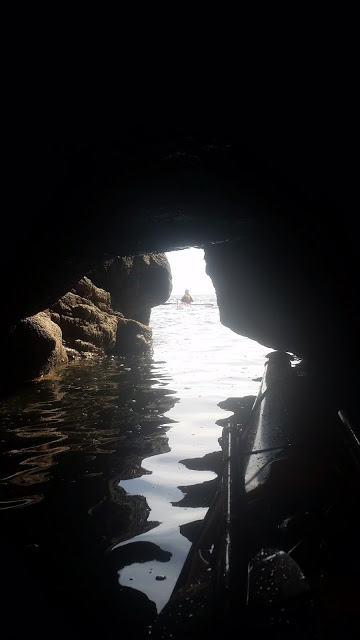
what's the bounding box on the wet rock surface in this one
[50,283,119,355]
[3,263,164,385]
[5,311,68,383]
[108,541,172,569]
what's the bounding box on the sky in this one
[166,248,216,295]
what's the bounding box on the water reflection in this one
[0,355,177,496]
[0,295,271,638]
[0,356,185,631]
[0,353,225,631]
[114,441,216,612]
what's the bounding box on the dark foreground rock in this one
[115,317,152,354]
[5,311,68,383]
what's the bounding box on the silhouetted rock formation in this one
[1,127,358,408]
[90,253,172,325]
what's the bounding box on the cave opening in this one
[1,134,359,638]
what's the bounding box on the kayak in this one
[176,302,214,309]
[153,351,360,638]
[163,302,214,307]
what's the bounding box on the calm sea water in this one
[0,293,270,635]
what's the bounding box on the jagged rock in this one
[65,346,101,360]
[50,290,119,354]
[114,317,152,354]
[73,339,105,355]
[47,276,152,367]
[65,347,81,360]
[2,270,153,383]
[73,276,111,307]
[6,312,68,382]
[89,253,172,325]
[1,130,358,399]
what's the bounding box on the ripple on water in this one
[0,296,269,631]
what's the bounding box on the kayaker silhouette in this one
[181,289,194,304]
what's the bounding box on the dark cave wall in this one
[1,134,358,395]
[204,217,357,366]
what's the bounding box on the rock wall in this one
[89,253,172,325]
[1,131,358,401]
[205,223,356,367]
[2,254,170,387]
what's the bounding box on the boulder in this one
[6,312,68,382]
[49,288,119,354]
[89,253,172,325]
[114,318,153,355]
[49,275,152,361]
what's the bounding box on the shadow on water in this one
[0,355,183,638]
[0,347,259,639]
[0,344,258,640]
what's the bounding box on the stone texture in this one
[114,317,153,354]
[48,275,153,363]
[1,129,358,404]
[50,277,119,352]
[2,271,155,383]
[6,312,68,382]
[89,253,172,325]
[74,276,111,306]
[50,291,118,354]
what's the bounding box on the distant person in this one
[181,289,194,304]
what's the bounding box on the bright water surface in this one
[0,293,270,632]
